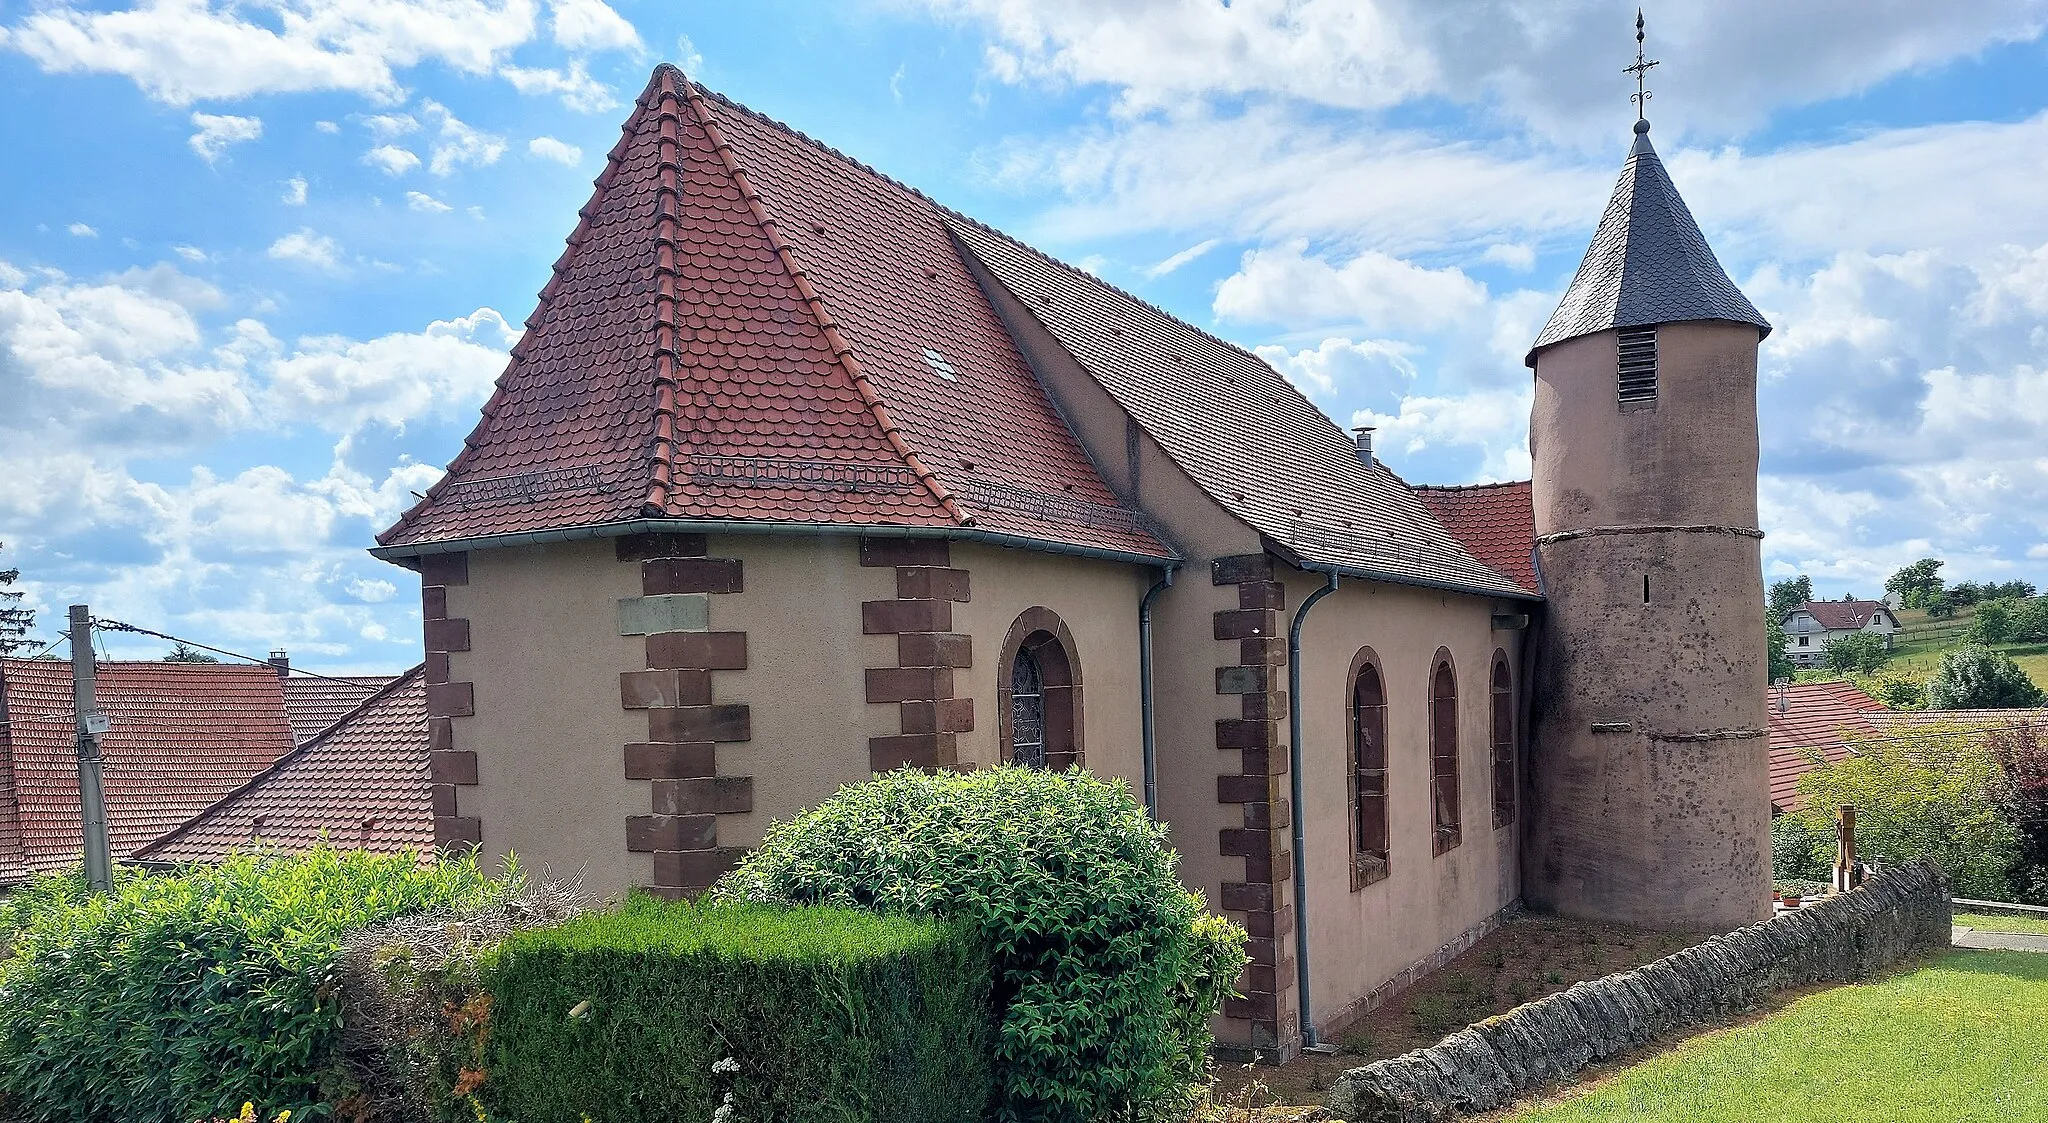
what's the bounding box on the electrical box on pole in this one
[69,604,113,891]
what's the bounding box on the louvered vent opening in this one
[1617,325,1658,404]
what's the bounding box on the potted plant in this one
[1781,891,1803,908]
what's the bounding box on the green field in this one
[1500,950,2048,1122]
[1795,604,2048,695]
[1955,911,2048,937]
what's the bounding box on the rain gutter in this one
[1138,564,1178,820]
[1286,567,1341,1050]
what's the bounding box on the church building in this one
[374,63,1773,1060]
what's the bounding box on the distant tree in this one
[1969,599,2019,645]
[1825,631,1891,675]
[1792,724,2020,898]
[1767,619,1794,682]
[1864,672,1927,710]
[0,540,34,657]
[1768,575,1813,623]
[2012,598,2048,645]
[1924,591,1957,619]
[1885,557,1946,610]
[1988,720,2048,904]
[162,642,220,663]
[1950,581,1986,606]
[1929,645,2047,710]
[1989,580,2039,601]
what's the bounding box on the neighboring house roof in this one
[1528,121,1770,365]
[138,667,432,864]
[1766,681,1886,813]
[282,674,396,744]
[1409,482,1539,595]
[1786,600,1894,631]
[377,66,1167,565]
[1865,708,2048,731]
[946,220,1533,599]
[0,659,296,883]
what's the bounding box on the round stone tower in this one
[1523,117,1774,932]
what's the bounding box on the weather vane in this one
[1624,9,1659,121]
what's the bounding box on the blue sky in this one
[3,0,2046,670]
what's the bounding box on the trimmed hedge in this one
[481,897,992,1123]
[715,766,1248,1123]
[0,846,509,1123]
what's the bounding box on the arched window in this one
[1430,655,1461,855]
[998,608,1082,769]
[1348,650,1389,889]
[1490,653,1516,828]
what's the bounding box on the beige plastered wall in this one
[1280,572,1526,1030]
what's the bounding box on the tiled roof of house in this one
[1410,481,1538,594]
[945,221,1536,599]
[281,674,396,744]
[379,66,1167,564]
[1765,681,1886,813]
[1528,121,1770,366]
[1865,708,2048,731]
[1787,599,1892,630]
[138,667,432,864]
[0,659,296,884]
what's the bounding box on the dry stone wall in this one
[1326,861,1951,1123]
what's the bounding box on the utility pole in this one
[69,605,113,891]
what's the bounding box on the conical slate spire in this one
[1525,120,1770,367]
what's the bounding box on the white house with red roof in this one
[1782,598,1901,667]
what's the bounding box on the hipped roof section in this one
[379,66,1168,562]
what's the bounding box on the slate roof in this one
[138,667,433,864]
[1410,482,1539,595]
[378,66,1167,564]
[1765,680,1886,814]
[282,674,396,744]
[1786,600,1894,631]
[1528,121,1770,366]
[947,222,1536,599]
[0,659,296,883]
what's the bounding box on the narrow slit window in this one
[1643,574,1651,603]
[1617,325,1658,405]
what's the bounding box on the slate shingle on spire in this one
[1526,120,1771,367]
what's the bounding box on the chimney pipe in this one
[268,649,290,678]
[1352,425,1376,469]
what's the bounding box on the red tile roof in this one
[138,667,432,864]
[1409,482,1539,595]
[0,659,296,883]
[380,66,1166,562]
[282,674,396,744]
[1786,600,1894,630]
[1765,681,1886,813]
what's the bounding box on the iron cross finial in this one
[1624,9,1659,121]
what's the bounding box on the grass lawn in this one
[1494,950,2048,1123]
[1956,911,2048,937]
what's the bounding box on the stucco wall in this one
[444,538,650,899]
[1282,572,1527,1033]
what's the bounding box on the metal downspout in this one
[1287,570,1340,1049]
[1139,565,1177,821]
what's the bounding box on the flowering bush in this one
[716,766,1248,1123]
[0,846,511,1123]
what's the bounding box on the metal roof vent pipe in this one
[1352,425,1376,470]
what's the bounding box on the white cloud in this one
[1143,238,1219,279]
[363,144,421,175]
[266,228,342,270]
[361,111,418,140]
[314,119,341,134]
[527,135,582,165]
[675,33,703,74]
[406,190,452,212]
[501,59,618,112]
[187,111,261,162]
[264,307,516,433]
[347,576,397,602]
[2,0,543,106]
[67,222,97,238]
[1351,386,1534,482]
[282,175,308,206]
[1481,242,1535,271]
[890,63,907,105]
[1256,336,1417,400]
[548,0,641,53]
[172,245,208,262]
[1214,240,1488,332]
[421,100,505,175]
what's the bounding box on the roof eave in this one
[1261,537,1544,603]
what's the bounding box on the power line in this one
[2,630,72,663]
[91,618,390,687]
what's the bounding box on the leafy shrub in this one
[1928,645,2047,709]
[2013,598,2048,644]
[335,872,594,1123]
[1989,719,2048,905]
[481,898,990,1123]
[1771,814,1828,880]
[1824,631,1891,674]
[1791,726,2020,898]
[716,766,1246,1123]
[0,847,509,1123]
[1968,599,2021,644]
[1857,669,1928,710]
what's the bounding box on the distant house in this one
[1781,599,1901,667]
[1765,681,1885,814]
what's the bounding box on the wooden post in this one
[1833,804,1859,893]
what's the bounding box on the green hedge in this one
[0,846,509,1123]
[715,766,1248,1123]
[481,898,991,1123]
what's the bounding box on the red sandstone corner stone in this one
[425,682,475,719]
[434,815,482,848]
[428,749,478,785]
[869,732,957,771]
[862,598,951,633]
[1219,828,1273,857]
[419,553,469,586]
[430,783,459,817]
[1215,718,1277,750]
[624,742,717,779]
[424,652,450,685]
[646,631,748,670]
[898,632,972,668]
[895,566,970,602]
[652,847,748,889]
[1238,581,1285,610]
[1211,554,1272,585]
[627,813,719,852]
[423,617,471,653]
[865,666,952,703]
[642,557,744,595]
[1217,774,1276,803]
[616,533,708,561]
[651,775,753,815]
[620,668,713,709]
[858,538,950,567]
[647,704,752,743]
[900,697,974,734]
[422,585,448,620]
[1213,609,1276,641]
